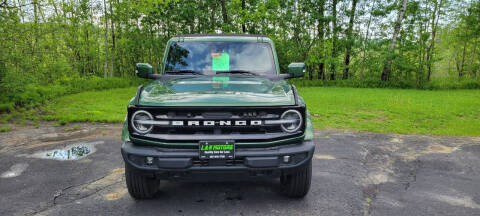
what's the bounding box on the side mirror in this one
[136,63,153,79]
[287,63,306,78]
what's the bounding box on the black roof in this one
[173,34,268,38]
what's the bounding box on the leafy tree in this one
[0,0,479,107]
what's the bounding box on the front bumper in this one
[121,139,315,179]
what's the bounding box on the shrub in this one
[0,76,146,112]
[0,103,14,112]
[0,126,12,132]
[289,77,480,90]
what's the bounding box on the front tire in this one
[280,160,312,198]
[125,166,159,199]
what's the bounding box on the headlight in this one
[131,110,154,134]
[280,109,302,133]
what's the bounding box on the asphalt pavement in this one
[0,124,479,216]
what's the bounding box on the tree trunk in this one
[330,0,338,80]
[459,40,467,78]
[381,0,408,81]
[51,0,59,17]
[61,0,67,24]
[360,0,375,80]
[308,65,313,80]
[343,0,358,79]
[210,1,217,31]
[455,47,461,76]
[103,0,109,78]
[417,14,427,87]
[241,0,246,33]
[220,0,228,28]
[109,0,115,77]
[470,39,477,77]
[317,0,325,80]
[426,0,443,82]
[33,0,38,48]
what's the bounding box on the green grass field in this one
[298,87,480,136]
[34,87,480,136]
[39,87,138,124]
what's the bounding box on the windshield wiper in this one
[216,70,259,76]
[165,70,203,75]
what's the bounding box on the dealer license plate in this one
[199,140,234,160]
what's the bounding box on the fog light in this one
[283,155,291,163]
[146,156,154,165]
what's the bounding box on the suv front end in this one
[121,34,315,199]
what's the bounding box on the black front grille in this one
[151,125,283,135]
[128,106,305,143]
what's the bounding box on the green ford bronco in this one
[121,34,315,199]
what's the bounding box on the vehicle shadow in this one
[124,179,309,215]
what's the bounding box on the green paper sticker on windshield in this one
[212,53,230,71]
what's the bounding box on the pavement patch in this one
[400,144,461,161]
[390,137,403,143]
[425,145,456,154]
[367,172,393,185]
[85,168,125,190]
[0,163,28,178]
[422,192,480,209]
[314,154,336,160]
[105,187,128,200]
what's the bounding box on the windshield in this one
[164,41,276,75]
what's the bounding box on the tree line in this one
[0,0,479,93]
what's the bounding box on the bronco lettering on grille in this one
[169,120,263,126]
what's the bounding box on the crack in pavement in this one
[359,144,377,216]
[362,184,379,216]
[357,139,403,216]
[3,128,479,216]
[350,132,480,216]
[26,168,125,216]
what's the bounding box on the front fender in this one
[296,94,314,141]
[121,117,130,142]
[304,109,314,140]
